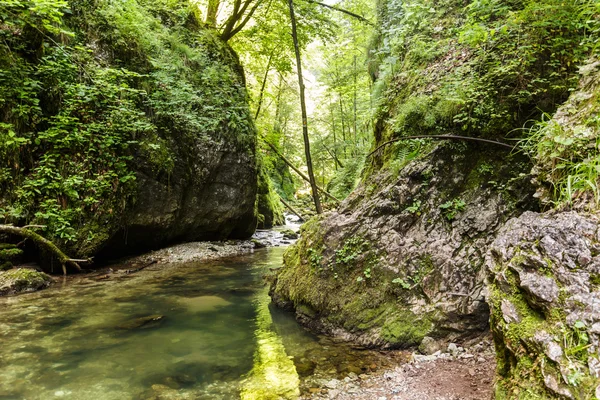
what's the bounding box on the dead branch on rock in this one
[0,225,87,275]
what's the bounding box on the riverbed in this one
[0,246,397,400]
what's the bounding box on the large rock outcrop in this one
[0,0,261,259]
[270,0,596,355]
[270,144,534,348]
[487,212,600,399]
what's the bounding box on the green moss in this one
[0,268,52,294]
[256,156,285,229]
[590,273,600,290]
[380,311,432,347]
[273,220,436,348]
[0,247,23,262]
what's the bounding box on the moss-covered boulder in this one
[0,0,260,259]
[487,211,600,399]
[269,143,533,348]
[0,268,52,296]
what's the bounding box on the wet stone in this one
[116,315,165,330]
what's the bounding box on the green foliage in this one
[369,0,598,171]
[0,0,254,254]
[334,236,368,266]
[391,277,411,289]
[307,247,323,271]
[521,88,600,209]
[439,198,466,221]
[405,200,421,215]
[327,156,365,201]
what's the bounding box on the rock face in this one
[103,144,258,255]
[0,0,261,260]
[0,268,52,296]
[487,211,600,399]
[270,144,534,348]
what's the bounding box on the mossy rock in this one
[0,268,52,296]
[0,246,24,263]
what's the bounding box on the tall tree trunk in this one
[287,0,322,214]
[255,50,275,120]
[353,54,358,156]
[329,97,337,171]
[206,0,220,27]
[338,96,346,158]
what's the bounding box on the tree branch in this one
[303,0,374,26]
[261,137,340,204]
[367,135,515,158]
[0,225,87,275]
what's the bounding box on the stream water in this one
[0,244,394,400]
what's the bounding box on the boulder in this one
[0,268,52,296]
[487,211,600,399]
[270,143,534,348]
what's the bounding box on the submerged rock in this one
[487,211,600,399]
[177,295,232,313]
[117,315,165,330]
[0,268,52,296]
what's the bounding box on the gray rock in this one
[588,357,600,378]
[418,336,441,355]
[518,271,559,304]
[500,299,520,324]
[270,141,534,347]
[488,211,600,399]
[447,343,458,356]
[324,379,340,389]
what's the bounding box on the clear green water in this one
[0,247,387,400]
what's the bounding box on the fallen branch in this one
[279,196,305,222]
[260,137,341,204]
[0,225,85,275]
[123,259,158,274]
[367,135,515,158]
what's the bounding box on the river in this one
[0,243,392,400]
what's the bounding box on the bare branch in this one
[303,0,374,26]
[368,135,515,158]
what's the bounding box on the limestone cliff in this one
[0,0,262,259]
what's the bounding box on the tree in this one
[287,0,323,214]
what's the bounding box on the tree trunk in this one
[255,50,276,120]
[338,96,346,158]
[205,0,220,27]
[329,96,338,171]
[279,196,304,222]
[287,0,322,214]
[353,54,358,156]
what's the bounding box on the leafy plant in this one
[439,198,466,221]
[405,200,421,215]
[392,277,411,289]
